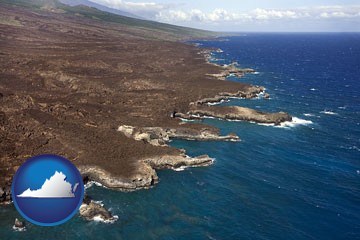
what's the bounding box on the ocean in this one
[1,33,359,239]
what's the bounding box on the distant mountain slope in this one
[0,0,218,41]
[58,0,144,20]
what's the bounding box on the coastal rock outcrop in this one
[14,218,25,228]
[78,153,214,191]
[79,198,118,223]
[13,218,26,232]
[78,164,158,190]
[191,85,267,106]
[185,106,292,125]
[145,154,214,169]
[207,62,256,80]
[117,125,240,147]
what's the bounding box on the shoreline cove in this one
[76,46,293,194]
[0,41,294,207]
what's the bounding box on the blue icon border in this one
[11,154,84,227]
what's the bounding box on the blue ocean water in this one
[1,33,359,239]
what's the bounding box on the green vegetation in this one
[0,16,23,27]
[0,0,218,40]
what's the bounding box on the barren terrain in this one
[0,1,289,200]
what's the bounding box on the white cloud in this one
[86,1,360,31]
[155,8,243,23]
[17,171,79,198]
[154,5,360,24]
[253,8,298,20]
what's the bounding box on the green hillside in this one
[0,0,218,40]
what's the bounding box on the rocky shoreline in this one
[78,154,215,191]
[0,45,293,208]
[207,63,257,81]
[0,2,294,219]
[185,106,292,125]
[0,44,293,205]
[191,85,266,105]
[118,125,240,146]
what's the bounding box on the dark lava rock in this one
[5,186,12,201]
[83,175,90,185]
[0,111,7,125]
[14,218,25,228]
[83,194,92,205]
[0,186,12,203]
[80,201,116,222]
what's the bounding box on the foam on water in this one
[278,117,313,128]
[92,215,119,224]
[207,99,229,106]
[258,117,313,128]
[172,166,188,171]
[92,200,104,207]
[320,110,339,115]
[85,181,107,190]
[12,225,26,232]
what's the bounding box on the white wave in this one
[349,146,360,152]
[85,181,108,189]
[310,88,317,91]
[207,99,228,106]
[93,215,119,224]
[258,123,273,126]
[193,115,216,119]
[228,96,245,100]
[303,113,315,117]
[320,110,338,115]
[179,118,196,122]
[338,106,347,110]
[12,225,26,232]
[259,117,313,128]
[188,115,313,129]
[228,138,241,142]
[92,200,104,207]
[253,72,260,74]
[226,119,242,122]
[173,166,188,172]
[278,117,313,128]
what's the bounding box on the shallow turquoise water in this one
[1,33,359,239]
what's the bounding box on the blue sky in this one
[89,0,360,32]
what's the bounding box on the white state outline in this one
[17,171,78,198]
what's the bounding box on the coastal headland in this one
[0,0,292,204]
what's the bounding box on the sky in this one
[88,0,360,32]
